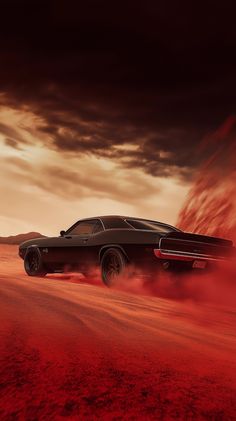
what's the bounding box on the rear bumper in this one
[154,249,228,262]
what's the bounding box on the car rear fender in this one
[99,244,129,263]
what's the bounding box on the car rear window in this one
[126,219,176,233]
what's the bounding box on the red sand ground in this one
[1,245,236,420]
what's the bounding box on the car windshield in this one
[126,219,179,233]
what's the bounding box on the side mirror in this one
[60,230,66,237]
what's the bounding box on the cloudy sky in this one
[0,1,235,235]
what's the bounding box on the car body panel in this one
[19,215,234,274]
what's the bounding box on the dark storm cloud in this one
[1,0,236,179]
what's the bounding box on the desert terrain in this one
[1,245,236,420]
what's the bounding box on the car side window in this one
[93,221,104,233]
[68,220,103,235]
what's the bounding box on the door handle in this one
[83,238,88,243]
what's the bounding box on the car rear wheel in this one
[24,247,47,277]
[101,248,127,287]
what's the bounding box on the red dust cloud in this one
[178,116,236,239]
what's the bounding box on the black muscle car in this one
[19,215,234,286]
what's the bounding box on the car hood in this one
[19,237,49,249]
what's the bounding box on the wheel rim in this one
[103,252,121,284]
[27,251,40,273]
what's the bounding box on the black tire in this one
[100,248,127,287]
[24,247,47,277]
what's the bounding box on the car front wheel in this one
[24,247,47,277]
[101,248,127,287]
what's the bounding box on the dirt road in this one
[1,245,236,420]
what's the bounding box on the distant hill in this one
[0,232,45,245]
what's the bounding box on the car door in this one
[47,219,104,271]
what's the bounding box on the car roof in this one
[79,215,179,230]
[81,215,162,221]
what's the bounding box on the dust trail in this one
[109,263,236,307]
[178,116,236,239]
[47,262,236,307]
